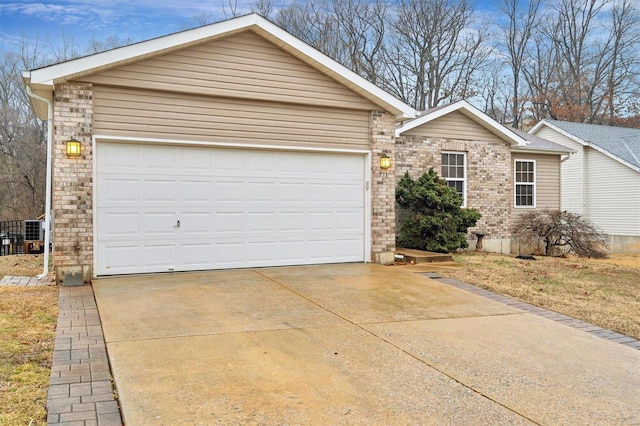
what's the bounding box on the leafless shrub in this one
[513,209,608,258]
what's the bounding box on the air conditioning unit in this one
[24,220,45,241]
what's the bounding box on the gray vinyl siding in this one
[82,31,377,112]
[533,127,584,214]
[92,86,371,150]
[511,153,561,220]
[402,111,503,142]
[585,149,640,236]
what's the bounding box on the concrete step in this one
[395,248,453,264]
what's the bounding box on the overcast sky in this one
[1,0,500,53]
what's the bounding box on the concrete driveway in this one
[93,264,640,425]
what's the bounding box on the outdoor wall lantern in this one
[65,138,81,157]
[380,153,391,178]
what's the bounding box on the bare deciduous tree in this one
[500,0,542,128]
[387,0,491,110]
[514,210,608,258]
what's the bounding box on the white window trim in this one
[514,159,536,208]
[441,151,467,208]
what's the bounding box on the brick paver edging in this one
[1,275,52,286]
[47,285,123,426]
[424,273,640,351]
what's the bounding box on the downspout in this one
[25,82,53,280]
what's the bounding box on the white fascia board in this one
[26,13,416,121]
[251,20,416,120]
[27,14,261,86]
[530,120,587,146]
[531,121,639,173]
[395,100,528,146]
[587,143,640,173]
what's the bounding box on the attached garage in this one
[96,142,368,275]
[23,13,415,283]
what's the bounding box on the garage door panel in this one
[279,212,306,232]
[102,245,140,273]
[141,245,177,269]
[181,212,214,232]
[337,238,363,258]
[98,211,140,238]
[180,181,214,203]
[141,147,177,172]
[247,212,277,233]
[141,212,177,236]
[336,211,364,232]
[99,177,139,203]
[142,179,177,202]
[96,143,366,275]
[215,181,245,203]
[180,243,214,267]
[215,212,244,234]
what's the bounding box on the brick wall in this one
[53,82,93,284]
[370,111,396,264]
[395,135,512,249]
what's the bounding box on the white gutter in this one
[25,82,53,280]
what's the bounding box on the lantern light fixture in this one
[65,139,81,157]
[379,153,391,171]
[380,153,391,178]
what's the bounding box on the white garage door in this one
[95,142,367,275]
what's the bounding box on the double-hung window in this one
[514,160,535,207]
[441,152,466,206]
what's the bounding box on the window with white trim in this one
[514,160,536,207]
[441,152,466,206]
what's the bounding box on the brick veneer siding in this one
[370,111,397,264]
[53,82,94,285]
[395,135,512,250]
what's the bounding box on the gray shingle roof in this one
[544,120,640,170]
[509,127,573,154]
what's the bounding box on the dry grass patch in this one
[433,253,640,340]
[0,254,44,277]
[0,255,57,425]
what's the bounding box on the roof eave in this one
[511,147,574,155]
[26,14,416,122]
[22,73,51,120]
[396,100,528,145]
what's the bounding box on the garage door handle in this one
[176,220,180,228]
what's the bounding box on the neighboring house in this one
[530,120,640,253]
[396,101,572,254]
[23,14,416,284]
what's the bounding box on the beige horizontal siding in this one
[534,126,584,214]
[92,86,371,150]
[402,111,504,142]
[512,153,561,219]
[83,30,377,111]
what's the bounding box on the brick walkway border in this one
[423,273,640,351]
[0,275,51,286]
[47,285,123,426]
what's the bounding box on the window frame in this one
[514,159,536,208]
[441,152,467,207]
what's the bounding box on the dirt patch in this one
[430,252,640,340]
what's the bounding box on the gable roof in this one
[396,100,528,147]
[23,13,416,121]
[531,120,640,172]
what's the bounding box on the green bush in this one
[396,168,481,253]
